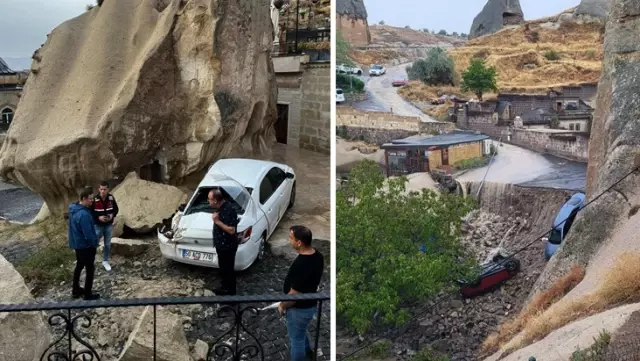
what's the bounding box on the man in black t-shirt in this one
[278,225,324,361]
[209,189,239,295]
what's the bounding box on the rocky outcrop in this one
[575,0,608,18]
[111,172,188,236]
[534,0,640,300]
[0,0,277,215]
[118,306,191,361]
[0,253,51,361]
[469,0,525,40]
[336,0,370,46]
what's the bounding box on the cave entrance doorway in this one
[275,103,289,144]
[139,160,164,183]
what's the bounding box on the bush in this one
[454,157,488,170]
[337,161,478,333]
[489,144,498,156]
[407,48,456,86]
[544,50,561,61]
[586,50,596,59]
[337,73,365,93]
[473,49,490,59]
[570,331,611,361]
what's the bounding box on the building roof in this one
[382,131,490,149]
[520,108,554,125]
[0,58,15,75]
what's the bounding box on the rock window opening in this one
[1,108,14,128]
[138,160,165,183]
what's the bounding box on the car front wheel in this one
[257,235,266,261]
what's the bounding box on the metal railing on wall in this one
[0,293,330,361]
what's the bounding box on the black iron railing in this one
[0,293,330,361]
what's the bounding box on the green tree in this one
[336,161,478,333]
[336,73,365,93]
[336,30,355,66]
[438,29,448,36]
[452,31,459,37]
[406,47,456,86]
[460,58,499,101]
[379,20,385,25]
[460,32,468,38]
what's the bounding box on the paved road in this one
[0,181,43,223]
[352,63,439,121]
[457,142,587,191]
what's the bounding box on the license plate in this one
[182,249,214,262]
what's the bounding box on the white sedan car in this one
[157,159,296,270]
[369,64,386,76]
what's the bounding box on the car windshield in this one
[184,185,252,216]
[337,89,344,94]
[372,65,383,70]
[548,229,563,245]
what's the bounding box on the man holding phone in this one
[91,181,119,271]
[209,189,239,295]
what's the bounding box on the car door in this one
[258,172,279,236]
[266,167,288,221]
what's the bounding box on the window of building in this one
[569,123,575,130]
[575,123,581,131]
[1,108,14,124]
[387,151,408,175]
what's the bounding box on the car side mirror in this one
[285,172,295,179]
[178,203,186,212]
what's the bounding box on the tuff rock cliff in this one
[0,0,277,215]
[336,0,370,46]
[575,0,608,18]
[469,0,524,39]
[534,0,640,299]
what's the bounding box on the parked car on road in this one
[369,64,386,76]
[544,192,586,260]
[392,78,408,87]
[157,159,296,270]
[457,254,521,298]
[337,64,363,75]
[336,88,345,104]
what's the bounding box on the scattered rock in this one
[575,0,608,18]
[193,339,209,361]
[111,237,151,257]
[118,306,191,361]
[0,253,52,361]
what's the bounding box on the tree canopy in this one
[336,161,478,333]
[336,30,354,66]
[406,47,456,86]
[461,58,499,101]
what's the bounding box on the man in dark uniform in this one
[209,189,239,295]
[91,181,119,272]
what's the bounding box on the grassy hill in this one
[397,11,604,119]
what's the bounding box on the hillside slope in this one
[450,14,604,93]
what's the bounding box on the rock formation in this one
[336,0,371,46]
[0,0,278,215]
[0,253,51,361]
[533,0,640,293]
[469,0,525,40]
[575,0,608,18]
[111,172,188,236]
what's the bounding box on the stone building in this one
[0,58,25,133]
[380,132,491,176]
[272,54,330,154]
[336,0,370,47]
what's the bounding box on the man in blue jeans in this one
[91,181,119,271]
[278,225,324,361]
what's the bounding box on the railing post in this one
[68,308,72,359]
[314,300,322,361]
[153,305,157,361]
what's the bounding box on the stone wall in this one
[274,58,330,155]
[337,14,370,47]
[337,108,455,144]
[459,114,589,162]
[299,63,330,154]
[344,92,368,103]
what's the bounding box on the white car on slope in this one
[157,159,296,270]
[369,64,386,76]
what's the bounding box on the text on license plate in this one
[182,250,215,262]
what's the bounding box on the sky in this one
[0,0,87,69]
[365,0,582,35]
[1,0,582,70]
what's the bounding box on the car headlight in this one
[173,228,185,241]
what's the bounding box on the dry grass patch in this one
[448,20,603,90]
[349,49,402,66]
[501,252,640,356]
[481,265,585,355]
